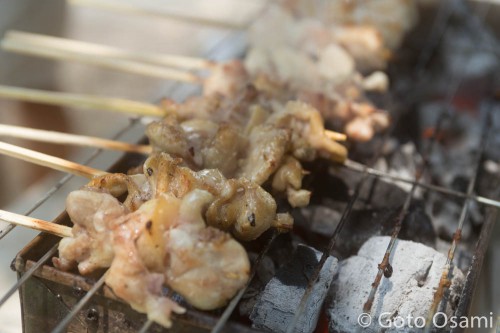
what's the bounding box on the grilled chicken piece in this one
[105,200,186,328]
[144,152,291,240]
[149,98,347,208]
[161,190,250,309]
[56,188,250,328]
[53,190,127,274]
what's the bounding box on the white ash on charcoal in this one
[327,236,464,333]
[250,244,338,333]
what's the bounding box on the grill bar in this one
[424,105,494,332]
[343,160,500,209]
[0,243,57,307]
[50,273,107,333]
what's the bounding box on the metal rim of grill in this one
[0,1,499,332]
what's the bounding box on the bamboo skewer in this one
[325,130,347,142]
[0,124,152,155]
[69,0,247,30]
[0,85,165,117]
[2,34,204,82]
[0,209,72,238]
[0,141,107,179]
[4,31,213,70]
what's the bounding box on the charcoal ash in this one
[327,236,464,333]
[250,245,338,333]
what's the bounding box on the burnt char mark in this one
[384,263,393,278]
[248,213,256,227]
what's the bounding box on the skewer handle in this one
[0,141,107,179]
[4,31,212,70]
[0,124,152,155]
[0,209,72,238]
[0,85,165,117]
[2,34,202,83]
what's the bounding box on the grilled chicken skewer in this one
[0,143,253,327]
[0,142,291,240]
[0,84,347,209]
[1,27,389,142]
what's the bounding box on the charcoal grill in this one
[0,1,499,332]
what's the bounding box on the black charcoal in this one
[250,244,338,333]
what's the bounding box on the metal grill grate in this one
[1,0,499,332]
